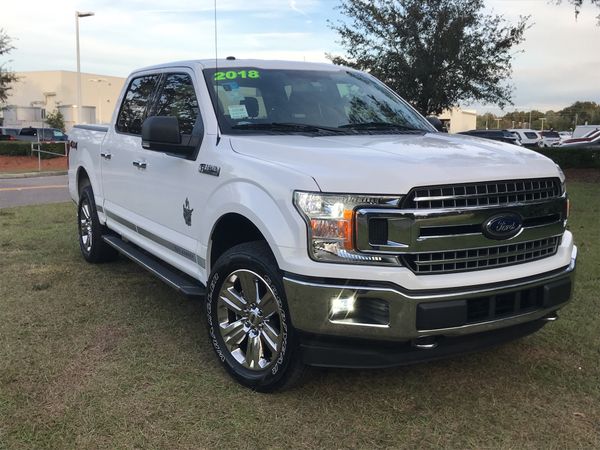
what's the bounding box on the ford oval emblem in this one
[483,213,523,240]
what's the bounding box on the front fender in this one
[200,178,317,269]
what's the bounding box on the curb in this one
[0,170,68,179]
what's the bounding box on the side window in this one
[20,128,37,136]
[152,73,200,135]
[116,75,160,135]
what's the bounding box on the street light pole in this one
[75,11,94,124]
[540,118,546,131]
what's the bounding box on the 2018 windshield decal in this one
[214,70,260,81]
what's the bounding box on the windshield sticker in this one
[221,81,239,92]
[214,70,260,81]
[228,104,249,119]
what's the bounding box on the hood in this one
[229,132,560,194]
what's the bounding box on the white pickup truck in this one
[68,59,576,391]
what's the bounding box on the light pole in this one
[89,78,108,123]
[75,11,95,124]
[540,117,546,131]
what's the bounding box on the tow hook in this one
[412,335,438,350]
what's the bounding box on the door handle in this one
[100,152,111,160]
[132,160,147,169]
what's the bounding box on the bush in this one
[0,142,67,159]
[533,146,600,169]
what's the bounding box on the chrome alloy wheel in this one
[216,269,283,371]
[79,200,93,253]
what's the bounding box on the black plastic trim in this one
[299,319,547,368]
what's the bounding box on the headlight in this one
[293,191,401,264]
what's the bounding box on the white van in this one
[509,129,541,147]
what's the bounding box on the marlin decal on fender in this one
[183,198,193,226]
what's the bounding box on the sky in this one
[2,0,599,114]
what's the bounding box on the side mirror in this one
[426,116,447,133]
[141,116,193,156]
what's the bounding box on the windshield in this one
[203,67,433,134]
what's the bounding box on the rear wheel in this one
[77,185,119,263]
[206,241,304,392]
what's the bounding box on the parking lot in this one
[0,177,598,448]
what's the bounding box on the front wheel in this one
[206,241,304,392]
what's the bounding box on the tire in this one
[77,185,119,263]
[206,241,305,392]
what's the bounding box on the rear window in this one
[116,74,161,135]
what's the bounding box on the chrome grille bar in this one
[404,178,562,209]
[402,236,561,274]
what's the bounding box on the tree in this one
[477,101,600,131]
[560,0,600,23]
[328,0,530,115]
[45,109,66,131]
[0,29,18,104]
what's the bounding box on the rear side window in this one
[525,132,538,139]
[20,128,37,136]
[116,75,160,135]
[151,73,200,135]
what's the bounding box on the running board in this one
[102,235,206,297]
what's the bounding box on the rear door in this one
[101,73,161,236]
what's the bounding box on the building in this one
[1,70,125,130]
[438,107,477,133]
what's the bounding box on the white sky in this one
[2,0,599,114]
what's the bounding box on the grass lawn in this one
[1,182,599,449]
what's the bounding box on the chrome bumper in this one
[283,246,577,342]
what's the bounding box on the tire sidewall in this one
[77,186,102,261]
[206,247,297,391]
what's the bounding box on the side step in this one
[103,235,206,297]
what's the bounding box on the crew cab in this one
[68,59,577,391]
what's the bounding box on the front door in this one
[128,70,214,279]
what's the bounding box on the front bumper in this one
[283,246,577,367]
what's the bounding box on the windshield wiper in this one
[339,122,424,132]
[231,122,344,133]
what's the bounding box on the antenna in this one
[214,0,221,145]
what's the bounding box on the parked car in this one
[17,127,68,142]
[561,126,600,148]
[458,129,522,146]
[558,131,572,143]
[0,127,18,141]
[509,129,541,147]
[538,130,561,147]
[68,59,576,391]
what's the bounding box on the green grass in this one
[1,183,599,449]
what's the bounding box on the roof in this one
[132,58,348,75]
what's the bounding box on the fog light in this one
[331,295,355,316]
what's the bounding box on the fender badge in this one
[183,198,194,226]
[199,163,220,177]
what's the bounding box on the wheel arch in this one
[208,212,271,271]
[203,181,309,275]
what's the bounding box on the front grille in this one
[404,178,562,210]
[403,236,561,274]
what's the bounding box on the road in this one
[0,175,70,209]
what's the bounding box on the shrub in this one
[533,147,600,169]
[0,142,67,159]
